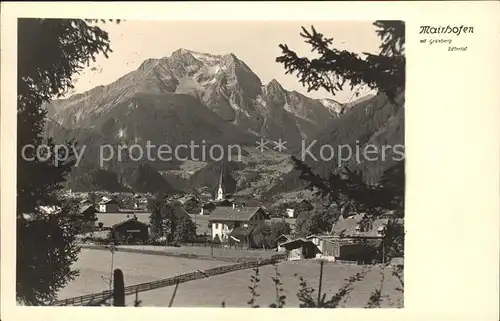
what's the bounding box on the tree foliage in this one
[295,204,339,237]
[73,168,130,192]
[384,219,405,258]
[250,222,273,249]
[174,217,197,243]
[269,220,291,247]
[276,20,405,103]
[149,194,196,243]
[17,18,115,305]
[129,163,173,194]
[148,195,176,242]
[292,157,403,219]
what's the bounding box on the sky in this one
[70,20,381,103]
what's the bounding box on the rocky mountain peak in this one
[223,52,238,61]
[168,48,200,65]
[266,78,284,90]
[170,48,193,57]
[263,78,286,102]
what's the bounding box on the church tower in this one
[216,166,224,201]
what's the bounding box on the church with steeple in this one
[215,166,225,201]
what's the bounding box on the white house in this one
[209,206,267,241]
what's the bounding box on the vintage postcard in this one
[1,1,498,321]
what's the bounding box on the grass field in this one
[57,249,404,308]
[126,260,404,308]
[56,249,231,300]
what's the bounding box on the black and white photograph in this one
[16,17,406,307]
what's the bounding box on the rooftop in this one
[79,205,96,214]
[188,214,211,235]
[99,199,119,205]
[96,213,151,228]
[209,206,264,222]
[330,213,389,237]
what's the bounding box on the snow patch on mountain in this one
[283,96,293,113]
[255,95,267,108]
[190,51,223,66]
[319,98,344,114]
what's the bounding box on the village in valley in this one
[71,167,403,264]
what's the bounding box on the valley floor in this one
[56,249,231,300]
[126,260,404,308]
[57,249,404,308]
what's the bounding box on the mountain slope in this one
[45,92,259,192]
[46,91,257,162]
[264,93,405,199]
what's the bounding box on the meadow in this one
[125,260,404,308]
[57,249,404,308]
[56,249,231,300]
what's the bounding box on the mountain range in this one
[46,49,345,144]
[43,48,402,198]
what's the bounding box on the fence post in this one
[113,269,125,307]
[134,288,140,307]
[317,260,324,305]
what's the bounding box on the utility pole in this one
[382,235,386,264]
[164,218,168,252]
[109,243,116,291]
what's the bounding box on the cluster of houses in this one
[72,169,403,265]
[74,170,285,245]
[78,195,191,244]
[276,211,403,264]
[79,193,273,245]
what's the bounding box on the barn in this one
[279,238,321,261]
[111,217,149,244]
[307,234,384,264]
[98,199,120,213]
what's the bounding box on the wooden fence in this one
[50,254,286,306]
[177,242,274,251]
[334,260,363,265]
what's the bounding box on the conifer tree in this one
[17,18,117,305]
[276,20,405,103]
